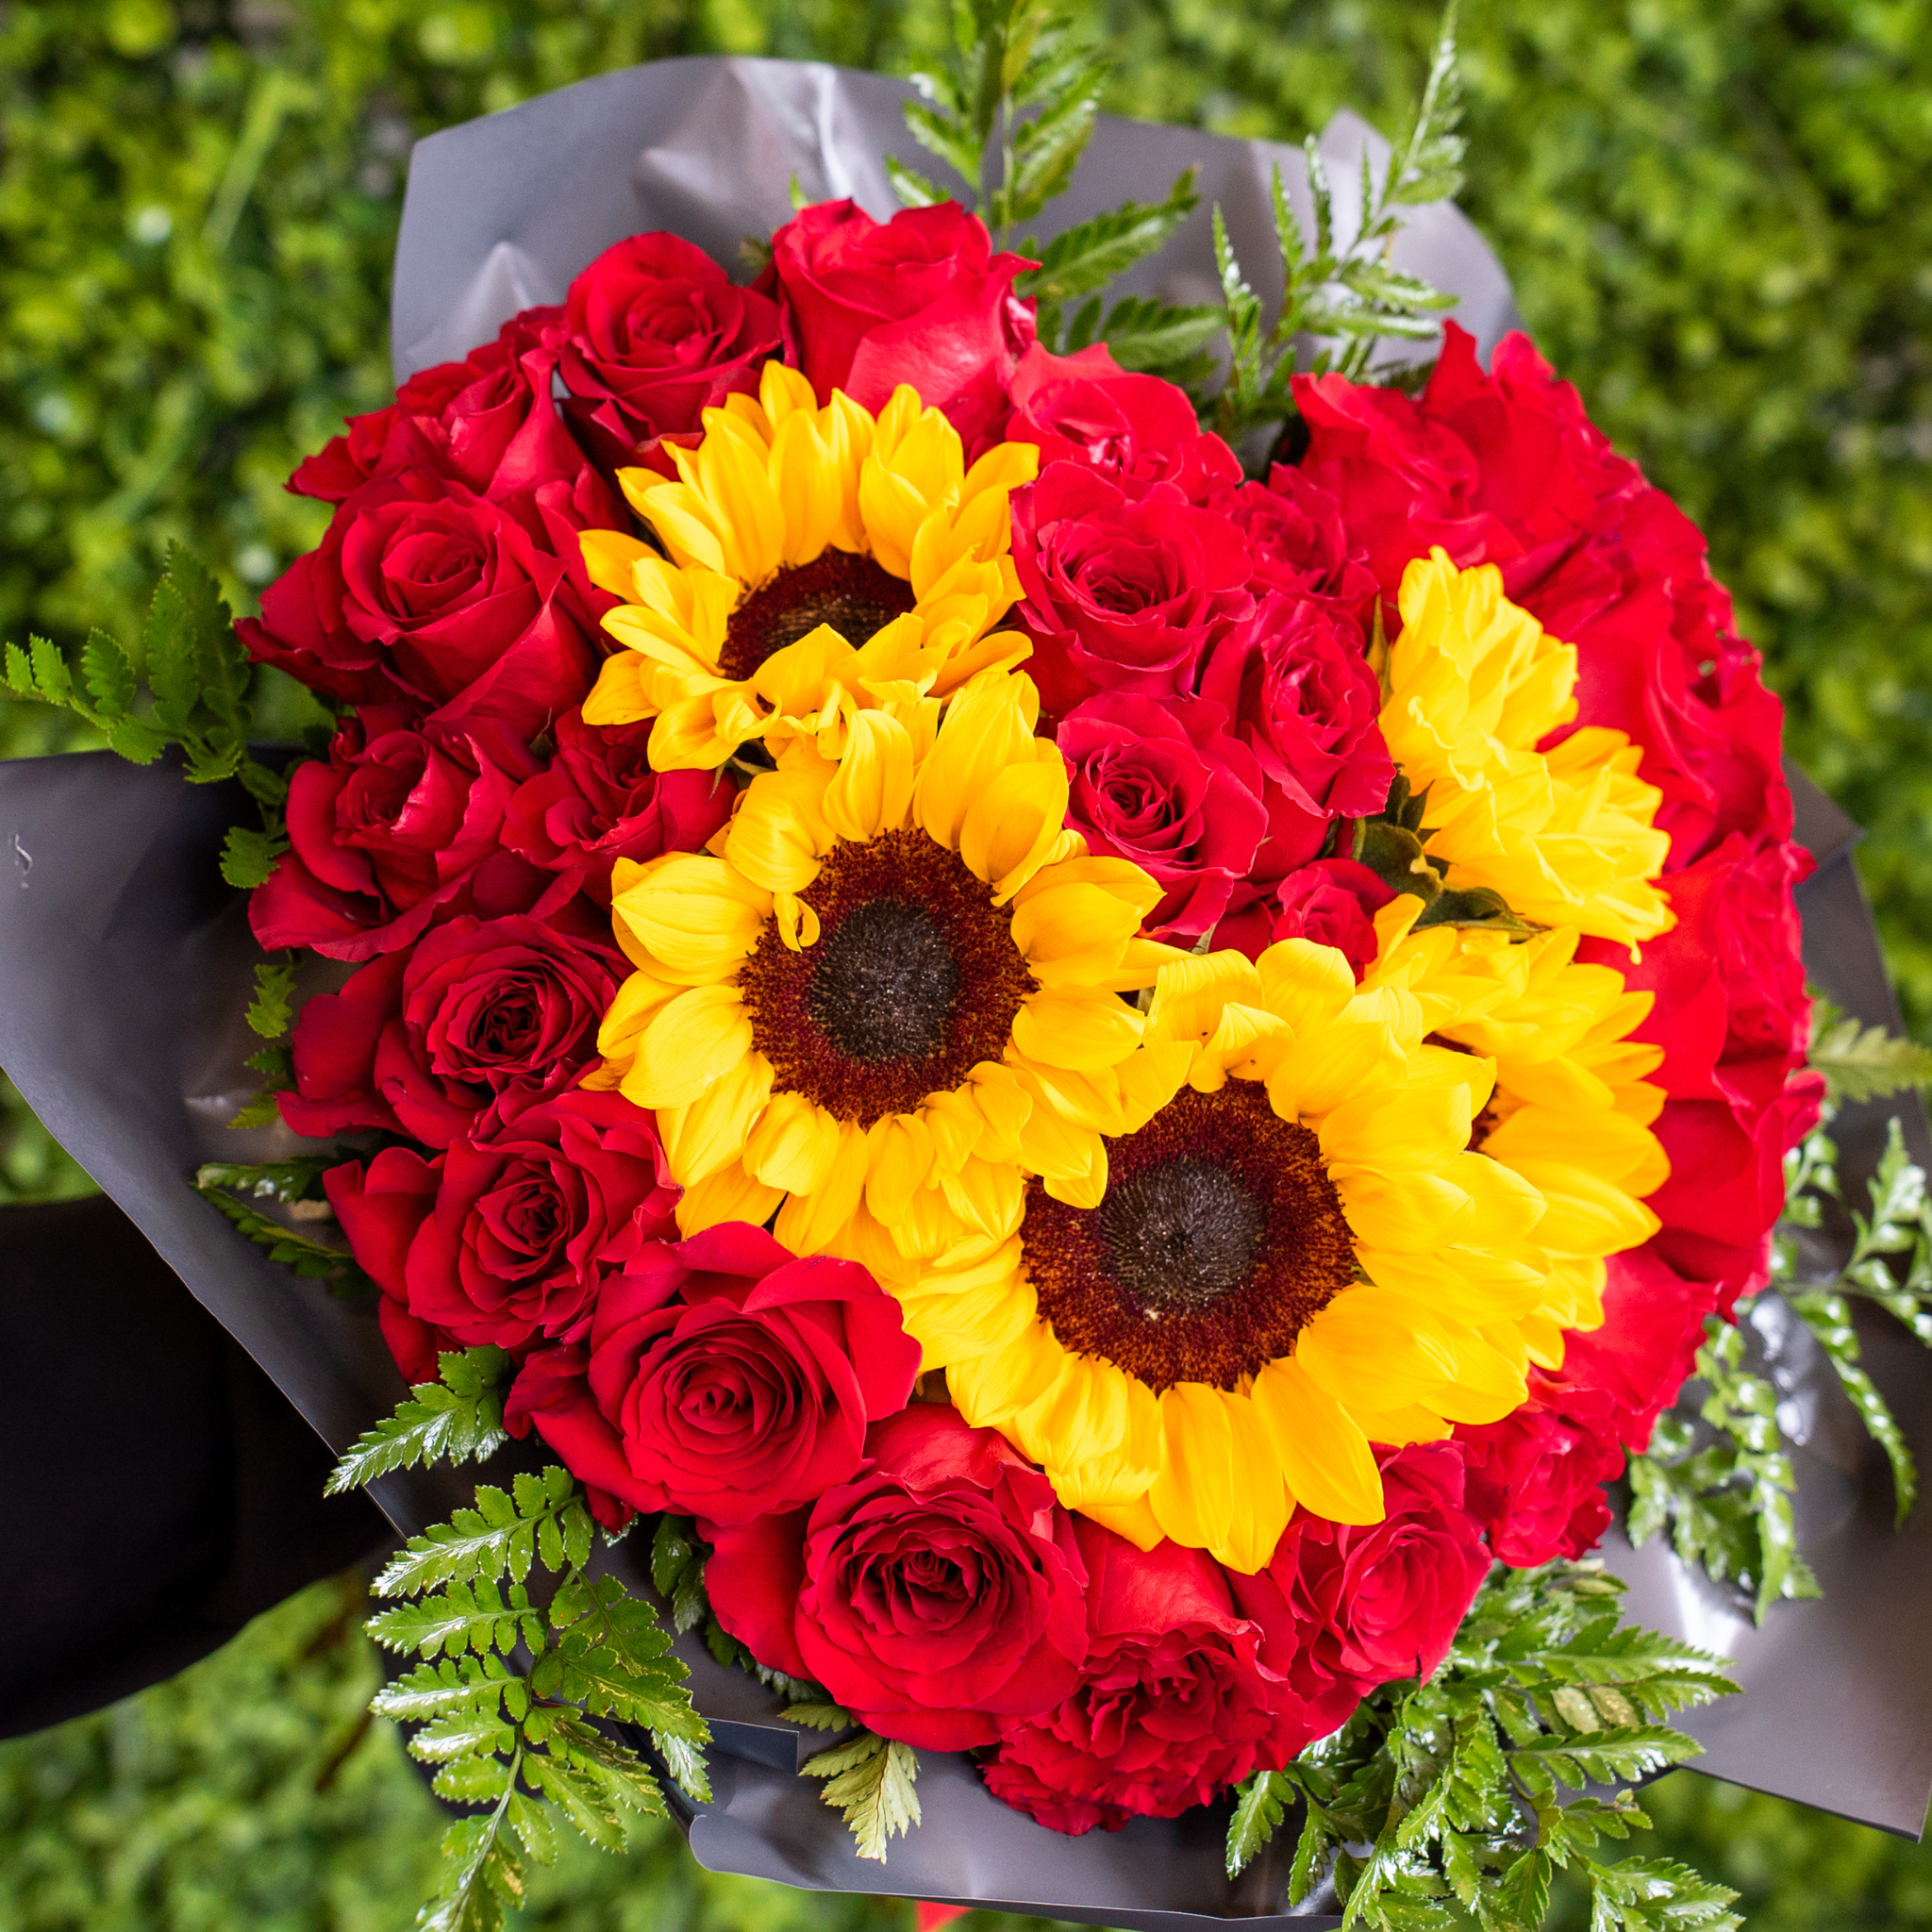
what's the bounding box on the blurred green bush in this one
[4,1,1931,1924]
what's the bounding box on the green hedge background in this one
[4,0,1931,1924]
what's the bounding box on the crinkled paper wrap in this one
[2,53,1926,1928]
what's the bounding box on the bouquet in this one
[9,8,1932,1930]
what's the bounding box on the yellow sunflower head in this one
[577,361,1039,771]
[912,938,1561,1574]
[1363,896,1669,1360]
[590,668,1181,1265]
[1382,549,1674,948]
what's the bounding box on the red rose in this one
[1230,1442,1491,1739]
[556,232,783,464]
[280,909,624,1146]
[502,709,735,906]
[706,1405,1089,1751]
[1057,692,1267,942]
[984,1520,1308,1834]
[239,467,608,739]
[1004,342,1241,502]
[1456,1386,1624,1567]
[248,709,570,961]
[1227,857,1396,975]
[289,309,585,506]
[1012,464,1254,718]
[501,1224,920,1529]
[765,199,1034,448]
[1293,323,1794,871]
[1581,831,1821,1311]
[326,1088,679,1362]
[1225,470,1380,623]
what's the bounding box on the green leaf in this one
[368,1585,527,1663]
[221,823,289,889]
[1093,294,1223,382]
[419,1790,524,1932]
[1808,1003,1932,1103]
[781,1702,856,1732]
[371,1655,513,1722]
[79,627,136,716]
[1587,1855,1741,1932]
[327,1347,513,1494]
[884,155,947,209]
[193,1171,373,1291]
[1789,1289,1917,1522]
[1226,1768,1295,1877]
[245,958,298,1039]
[1022,171,1199,309]
[803,1729,922,1863]
[375,1467,589,1597]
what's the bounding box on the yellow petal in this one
[724,766,835,893]
[658,1050,775,1187]
[675,1158,785,1238]
[1251,1357,1385,1524]
[743,1091,845,1194]
[821,708,917,841]
[623,984,754,1108]
[611,852,772,984]
[958,753,1071,900]
[1010,986,1145,1071]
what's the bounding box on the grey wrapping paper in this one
[390,55,1520,387]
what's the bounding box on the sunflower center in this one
[738,827,1037,1129]
[1097,1159,1269,1314]
[807,899,960,1061]
[720,550,919,681]
[1023,1082,1356,1392]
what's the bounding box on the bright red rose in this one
[1198,593,1393,835]
[1004,342,1241,502]
[765,199,1034,448]
[238,467,609,738]
[1225,470,1380,624]
[502,1224,920,1529]
[706,1405,1089,1752]
[502,709,735,905]
[1293,323,1794,871]
[1012,465,1254,718]
[1581,831,1821,1311]
[289,309,584,505]
[1230,1442,1491,1740]
[983,1520,1307,1834]
[1057,692,1268,942]
[248,709,571,961]
[1227,857,1396,975]
[557,232,783,464]
[1456,1385,1624,1567]
[326,1088,679,1362]
[321,1150,451,1383]
[280,909,624,1146]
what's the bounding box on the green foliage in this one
[800,1731,922,1865]
[891,0,1107,242]
[1227,1563,1736,1931]
[1203,4,1464,448]
[366,1463,708,1932]
[1624,1316,1819,1625]
[192,1159,375,1295]
[326,1347,514,1495]
[1807,998,1932,1106]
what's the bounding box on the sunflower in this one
[1382,550,1674,949]
[1362,896,1668,1366]
[910,939,1558,1574]
[577,362,1038,771]
[590,668,1182,1263]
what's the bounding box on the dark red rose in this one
[502,709,735,905]
[1224,470,1380,624]
[1005,342,1241,503]
[1225,857,1396,975]
[326,1088,679,1359]
[1580,831,1821,1311]
[1293,323,1794,871]
[320,1151,451,1384]
[1012,464,1254,718]
[280,910,625,1146]
[289,309,584,505]
[706,1405,1089,1751]
[765,199,1034,448]
[1230,1441,1491,1740]
[501,1224,920,1528]
[1456,1386,1624,1567]
[984,1520,1307,1834]
[238,467,608,739]
[248,709,571,961]
[556,232,783,464]
[1058,693,1267,941]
